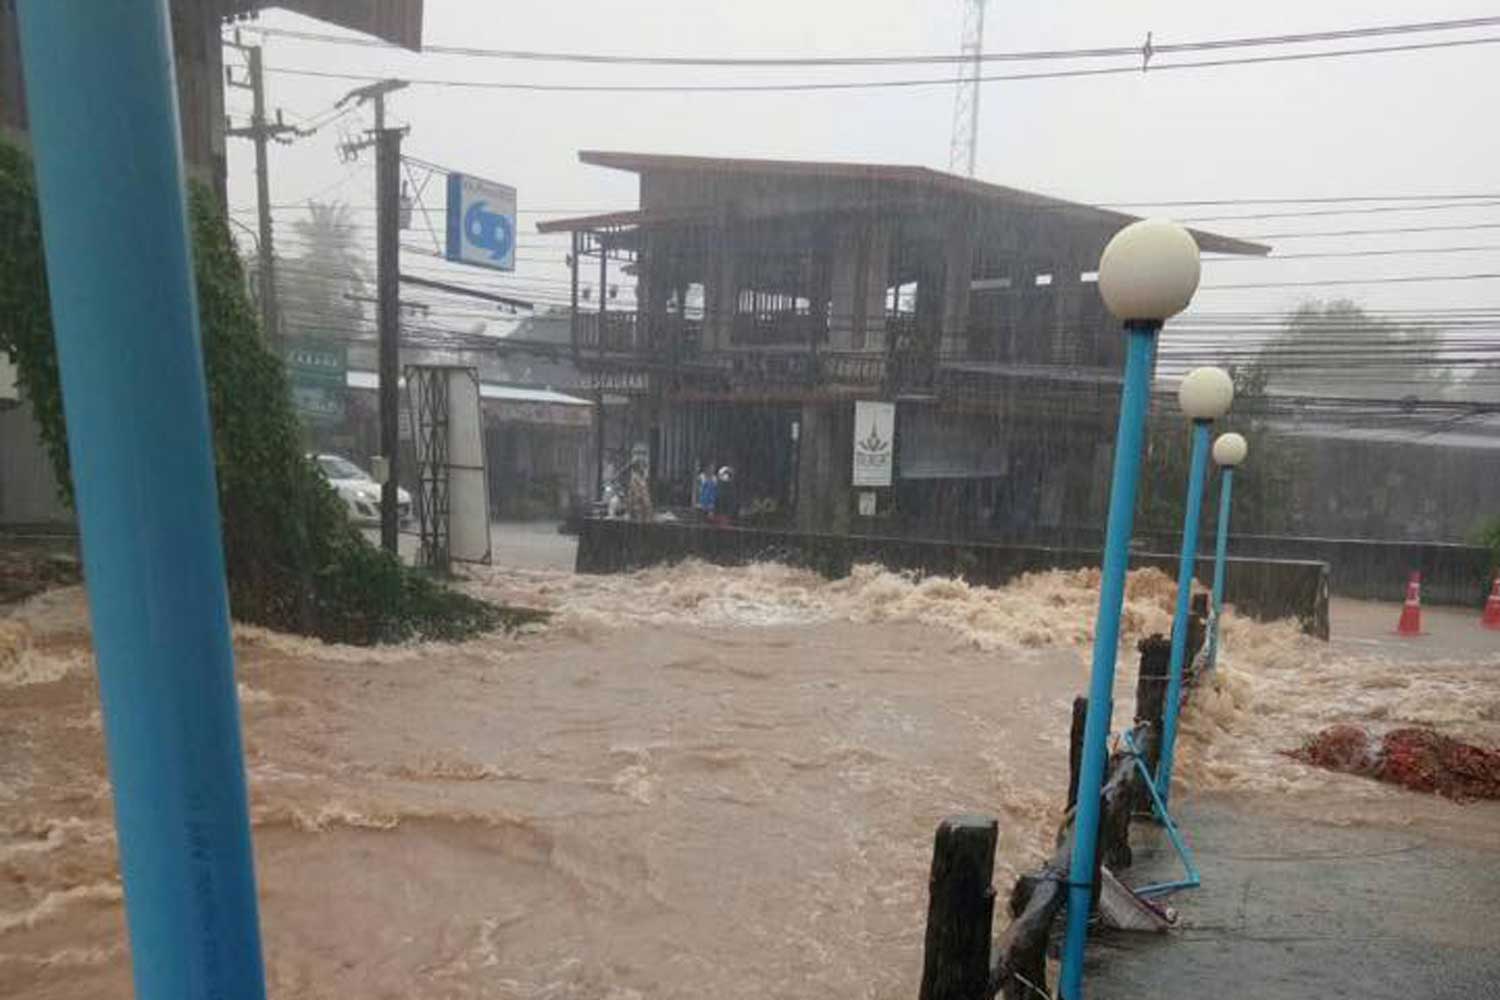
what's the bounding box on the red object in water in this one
[1482,575,1500,630]
[1378,728,1500,801]
[1288,725,1500,801]
[1396,571,1423,636]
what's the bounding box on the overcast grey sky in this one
[225,0,1500,331]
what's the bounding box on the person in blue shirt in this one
[697,464,719,518]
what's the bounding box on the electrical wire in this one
[1244,222,1500,240]
[1199,271,1500,290]
[1180,199,1500,223]
[237,15,1500,67]
[262,36,1500,94]
[1204,245,1500,262]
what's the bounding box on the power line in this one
[1180,199,1500,223]
[1200,271,1500,290]
[1205,244,1500,262]
[230,203,604,216]
[263,35,1500,94]
[1245,221,1500,240]
[1105,192,1500,208]
[237,15,1500,67]
[247,198,1500,232]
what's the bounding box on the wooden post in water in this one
[1134,636,1171,780]
[919,815,998,1000]
[1066,696,1088,812]
[1189,591,1210,668]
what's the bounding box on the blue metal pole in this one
[1155,419,1213,807]
[15,4,267,1000]
[1058,322,1158,1000]
[1122,730,1201,898]
[1205,467,1236,671]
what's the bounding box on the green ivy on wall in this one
[0,139,505,644]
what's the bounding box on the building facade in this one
[540,152,1266,537]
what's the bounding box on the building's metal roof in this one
[225,1,424,50]
[540,150,1268,257]
[536,205,720,235]
[346,370,590,406]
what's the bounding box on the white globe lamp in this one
[1097,218,1202,322]
[1213,432,1248,467]
[1178,366,1234,421]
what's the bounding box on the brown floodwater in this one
[2,562,1497,998]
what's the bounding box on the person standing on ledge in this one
[626,459,654,522]
[712,466,737,527]
[696,464,719,521]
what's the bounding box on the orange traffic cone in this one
[1482,575,1500,630]
[1396,571,1423,636]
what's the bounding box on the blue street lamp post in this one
[1059,220,1202,1000]
[1205,433,1248,670]
[15,3,267,999]
[1155,367,1235,807]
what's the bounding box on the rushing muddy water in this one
[2,562,1498,998]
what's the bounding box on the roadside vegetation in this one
[0,138,510,644]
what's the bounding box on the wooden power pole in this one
[374,124,403,553]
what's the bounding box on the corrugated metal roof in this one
[228,1,424,50]
[542,150,1268,257]
[345,370,590,406]
[536,205,720,234]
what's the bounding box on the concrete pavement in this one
[1090,796,1500,999]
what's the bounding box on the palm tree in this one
[277,201,370,341]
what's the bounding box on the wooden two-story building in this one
[541,152,1268,538]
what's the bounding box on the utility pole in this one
[335,79,408,160]
[375,125,403,553]
[226,36,301,345]
[337,79,409,554]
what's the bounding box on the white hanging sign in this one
[852,400,895,488]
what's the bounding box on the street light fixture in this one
[1060,219,1201,1000]
[1206,432,1248,670]
[1156,365,1234,810]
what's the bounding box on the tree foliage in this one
[1258,299,1453,400]
[0,139,504,644]
[1472,515,1500,571]
[275,201,369,338]
[1136,365,1302,537]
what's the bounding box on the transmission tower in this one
[948,0,987,177]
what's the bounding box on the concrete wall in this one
[1277,433,1500,544]
[576,518,1331,638]
[1031,528,1495,609]
[1182,534,1492,609]
[0,397,70,528]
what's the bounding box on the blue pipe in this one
[1122,730,1201,897]
[1205,467,1236,671]
[1059,323,1159,1000]
[16,4,267,999]
[1155,420,1213,807]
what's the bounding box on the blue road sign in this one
[445,172,516,272]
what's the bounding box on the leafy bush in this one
[0,139,506,644]
[1136,365,1299,536]
[1472,515,1500,570]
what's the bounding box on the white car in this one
[310,453,412,526]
